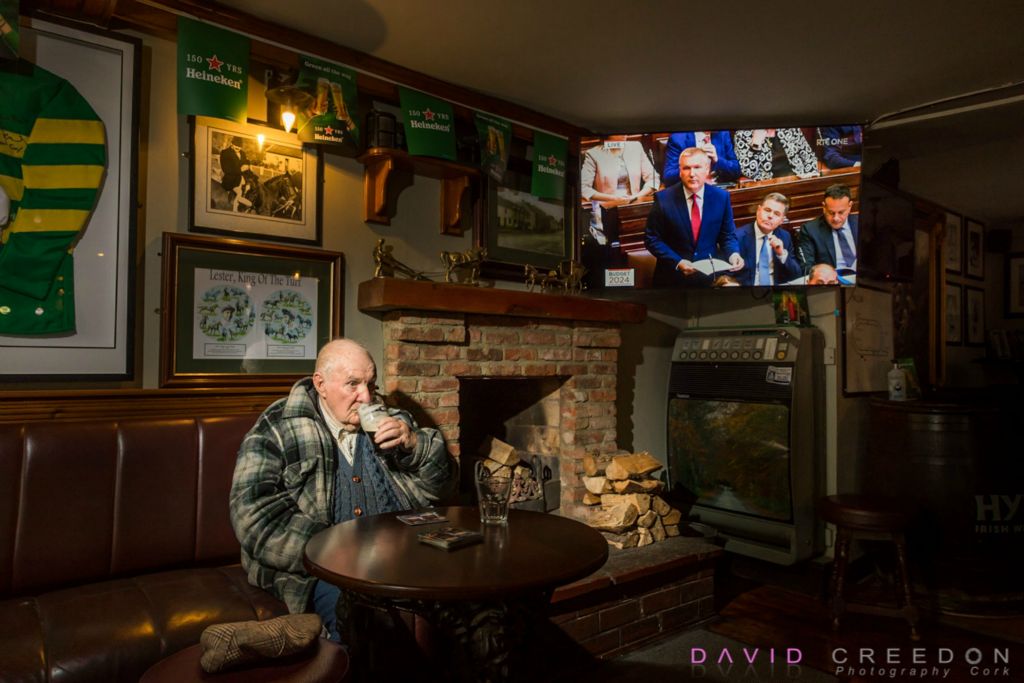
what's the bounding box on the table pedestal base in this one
[338,590,548,682]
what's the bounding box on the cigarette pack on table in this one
[416,526,483,550]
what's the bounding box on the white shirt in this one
[319,398,358,466]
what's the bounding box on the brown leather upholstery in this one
[139,639,349,683]
[0,413,289,683]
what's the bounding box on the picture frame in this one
[965,286,985,347]
[943,211,962,274]
[1005,252,1024,318]
[476,149,575,281]
[0,18,139,381]
[190,116,323,245]
[159,232,343,387]
[945,282,962,345]
[965,218,985,280]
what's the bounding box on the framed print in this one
[943,211,962,274]
[159,233,342,387]
[0,18,139,381]
[965,286,985,347]
[841,285,894,394]
[1005,252,1024,318]
[965,219,985,279]
[190,116,323,245]
[945,282,962,345]
[477,150,574,281]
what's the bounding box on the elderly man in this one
[644,147,744,287]
[797,184,859,275]
[230,338,456,640]
[734,192,804,286]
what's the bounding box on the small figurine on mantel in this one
[524,260,587,295]
[440,247,486,285]
[372,238,430,280]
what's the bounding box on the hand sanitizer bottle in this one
[888,361,907,401]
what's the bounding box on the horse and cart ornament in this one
[372,239,488,287]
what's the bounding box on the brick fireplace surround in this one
[359,278,722,657]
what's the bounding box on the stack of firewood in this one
[581,452,684,549]
[478,436,542,503]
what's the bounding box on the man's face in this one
[679,153,711,193]
[313,351,376,427]
[823,196,852,230]
[756,199,787,234]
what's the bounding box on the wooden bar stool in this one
[817,494,920,640]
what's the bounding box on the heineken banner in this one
[531,130,567,200]
[177,17,249,122]
[0,0,17,59]
[475,112,511,181]
[295,55,360,148]
[399,87,455,160]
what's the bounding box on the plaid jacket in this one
[229,378,455,614]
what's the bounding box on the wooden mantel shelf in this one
[358,148,479,235]
[358,278,646,324]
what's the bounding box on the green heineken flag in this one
[475,112,511,181]
[399,87,455,161]
[294,55,360,148]
[0,0,18,59]
[177,17,249,122]
[531,131,567,199]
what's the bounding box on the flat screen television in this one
[578,125,863,290]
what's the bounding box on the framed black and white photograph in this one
[945,282,962,345]
[159,232,342,387]
[965,286,985,347]
[190,116,323,245]
[0,18,139,380]
[1005,252,1024,318]
[943,211,962,274]
[477,150,574,280]
[965,219,985,280]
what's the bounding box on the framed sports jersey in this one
[0,18,139,380]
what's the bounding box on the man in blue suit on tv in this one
[735,192,804,286]
[662,131,740,187]
[644,147,744,287]
[796,184,859,278]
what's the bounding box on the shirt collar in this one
[317,396,357,440]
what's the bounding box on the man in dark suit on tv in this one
[735,192,804,286]
[644,147,744,287]
[662,131,740,186]
[796,184,858,276]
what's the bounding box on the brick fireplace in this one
[359,277,645,519]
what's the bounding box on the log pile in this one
[581,452,684,549]
[478,436,541,503]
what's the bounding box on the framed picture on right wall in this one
[965,286,985,347]
[965,219,985,279]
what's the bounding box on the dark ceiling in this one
[218,0,1024,224]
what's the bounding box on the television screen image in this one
[668,398,792,522]
[579,126,863,290]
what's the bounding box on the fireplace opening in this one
[458,376,567,510]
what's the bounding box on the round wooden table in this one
[303,506,608,681]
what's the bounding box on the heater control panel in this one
[673,328,798,363]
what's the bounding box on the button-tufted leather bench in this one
[0,413,290,683]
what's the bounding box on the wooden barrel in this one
[865,399,1022,601]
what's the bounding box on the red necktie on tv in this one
[690,195,701,242]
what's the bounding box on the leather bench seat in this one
[0,414,288,683]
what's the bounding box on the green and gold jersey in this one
[0,61,106,335]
